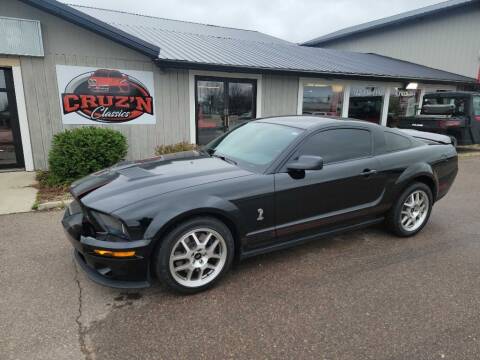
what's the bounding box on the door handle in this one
[361,169,377,177]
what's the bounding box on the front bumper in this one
[62,208,152,289]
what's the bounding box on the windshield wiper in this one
[211,153,237,165]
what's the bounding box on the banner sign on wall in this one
[56,65,155,124]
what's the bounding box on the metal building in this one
[302,0,480,80]
[0,0,476,171]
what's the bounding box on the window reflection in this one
[387,88,421,127]
[302,84,343,116]
[348,86,385,124]
[228,82,254,128]
[0,70,5,89]
[196,80,225,145]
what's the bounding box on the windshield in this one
[206,122,303,172]
[421,96,467,116]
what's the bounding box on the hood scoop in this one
[116,166,154,179]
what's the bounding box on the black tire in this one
[386,182,433,237]
[154,217,234,294]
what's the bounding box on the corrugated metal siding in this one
[3,0,189,170]
[262,74,298,116]
[0,16,43,56]
[19,54,190,170]
[318,6,480,79]
[4,0,298,170]
[302,0,475,45]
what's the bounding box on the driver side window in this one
[297,128,372,164]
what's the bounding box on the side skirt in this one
[239,217,385,260]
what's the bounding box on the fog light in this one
[94,249,136,257]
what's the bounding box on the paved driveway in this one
[1,158,480,360]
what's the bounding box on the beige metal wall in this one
[261,74,299,117]
[2,0,191,169]
[318,6,480,79]
[2,0,301,170]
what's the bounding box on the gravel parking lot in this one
[1,157,480,360]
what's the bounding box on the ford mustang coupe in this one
[62,116,458,294]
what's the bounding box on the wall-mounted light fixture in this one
[406,82,419,90]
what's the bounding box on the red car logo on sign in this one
[61,69,153,123]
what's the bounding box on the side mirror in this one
[287,155,324,172]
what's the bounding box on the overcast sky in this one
[67,0,444,43]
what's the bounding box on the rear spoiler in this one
[398,129,452,145]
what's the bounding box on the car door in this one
[274,127,387,243]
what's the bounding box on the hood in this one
[71,151,253,213]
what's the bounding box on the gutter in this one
[153,58,477,86]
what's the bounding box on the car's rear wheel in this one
[386,182,433,237]
[154,217,234,294]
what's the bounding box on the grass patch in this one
[155,142,197,155]
[34,171,71,204]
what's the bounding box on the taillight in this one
[475,116,480,122]
[439,120,461,128]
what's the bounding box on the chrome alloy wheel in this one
[169,228,227,288]
[400,190,429,232]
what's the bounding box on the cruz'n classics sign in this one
[56,65,155,125]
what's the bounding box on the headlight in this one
[68,200,82,215]
[90,211,129,240]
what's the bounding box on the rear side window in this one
[298,128,372,164]
[384,132,412,152]
[473,96,480,116]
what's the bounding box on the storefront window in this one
[473,96,480,116]
[348,86,384,124]
[387,88,421,127]
[302,83,344,116]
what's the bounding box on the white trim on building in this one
[0,58,34,171]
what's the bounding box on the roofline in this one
[302,0,477,46]
[18,0,160,58]
[154,59,477,86]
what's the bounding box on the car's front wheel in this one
[154,217,234,294]
[386,182,433,237]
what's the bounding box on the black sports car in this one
[62,116,458,293]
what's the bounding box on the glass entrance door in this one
[0,68,23,169]
[348,86,385,124]
[195,77,256,145]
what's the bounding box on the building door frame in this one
[0,67,24,168]
[0,58,34,171]
[194,75,257,145]
[189,70,262,144]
